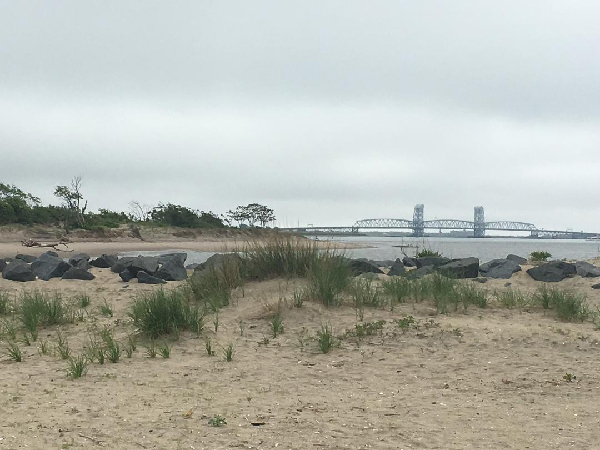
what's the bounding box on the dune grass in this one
[533,285,590,322]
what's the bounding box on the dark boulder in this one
[137,270,166,284]
[90,254,119,268]
[349,259,384,276]
[111,257,135,273]
[387,259,406,276]
[479,259,522,279]
[575,261,600,278]
[416,257,451,269]
[0,258,9,272]
[158,253,187,265]
[69,253,90,267]
[438,258,479,279]
[507,254,527,264]
[155,259,188,281]
[15,254,37,263]
[41,250,59,258]
[526,261,576,282]
[592,283,600,290]
[127,256,160,276]
[31,256,72,281]
[2,261,36,282]
[62,267,95,280]
[475,277,488,283]
[407,265,435,279]
[402,256,418,267]
[119,270,135,282]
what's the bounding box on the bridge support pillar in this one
[474,206,485,237]
[412,204,425,237]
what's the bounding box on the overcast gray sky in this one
[1,1,599,231]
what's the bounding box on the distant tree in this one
[128,200,152,222]
[227,203,276,227]
[0,182,41,225]
[151,203,224,228]
[54,176,88,228]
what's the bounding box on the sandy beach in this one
[2,240,600,449]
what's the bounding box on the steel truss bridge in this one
[281,205,598,239]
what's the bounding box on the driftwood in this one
[21,239,73,252]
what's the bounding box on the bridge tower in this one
[474,206,485,237]
[412,204,425,237]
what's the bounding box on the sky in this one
[1,1,599,231]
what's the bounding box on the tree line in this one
[0,178,276,231]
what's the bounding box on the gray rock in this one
[62,267,95,280]
[137,270,166,284]
[90,254,119,268]
[0,258,8,272]
[111,257,135,273]
[41,250,59,258]
[155,258,188,281]
[69,253,90,266]
[15,254,37,263]
[474,277,488,283]
[407,265,435,279]
[388,258,406,276]
[127,256,160,276]
[416,257,451,269]
[505,282,512,287]
[2,261,36,282]
[31,255,72,281]
[526,261,576,282]
[507,254,527,264]
[438,257,479,279]
[192,253,243,278]
[479,259,522,279]
[349,259,384,276]
[119,269,135,282]
[402,256,418,267]
[575,261,600,278]
[158,252,187,265]
[592,283,600,289]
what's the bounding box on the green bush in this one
[416,248,442,258]
[530,251,552,262]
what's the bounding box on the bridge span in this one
[281,205,598,239]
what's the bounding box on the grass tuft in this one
[7,341,22,362]
[317,323,336,354]
[67,355,88,379]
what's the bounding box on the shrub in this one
[530,251,552,262]
[130,288,202,338]
[416,248,442,258]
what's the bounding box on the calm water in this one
[118,236,600,266]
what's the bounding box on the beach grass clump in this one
[348,277,382,308]
[19,291,67,335]
[495,289,531,309]
[0,291,11,315]
[533,286,590,322]
[354,320,385,338]
[317,323,336,353]
[7,341,22,362]
[455,282,488,309]
[427,273,458,313]
[382,276,412,307]
[74,293,91,309]
[67,355,88,379]
[308,255,352,307]
[187,266,234,312]
[130,287,202,338]
[416,248,442,258]
[223,342,234,361]
[242,236,322,280]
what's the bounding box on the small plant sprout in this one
[208,414,227,427]
[106,341,121,363]
[8,341,22,362]
[127,333,138,352]
[213,311,219,332]
[56,330,70,359]
[238,319,245,336]
[125,345,134,358]
[21,332,31,347]
[205,337,215,356]
[270,308,284,338]
[67,355,88,379]
[38,340,51,356]
[223,343,234,362]
[159,342,171,358]
[99,300,113,317]
[76,294,91,308]
[563,373,577,383]
[292,289,305,308]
